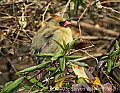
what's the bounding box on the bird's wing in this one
[31,26,60,54]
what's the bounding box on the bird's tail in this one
[33,49,44,64]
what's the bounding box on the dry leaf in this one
[72,64,88,79]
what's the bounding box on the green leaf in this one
[101,55,108,60]
[37,61,52,69]
[79,0,95,23]
[46,67,56,71]
[59,58,66,71]
[110,48,120,56]
[67,2,71,19]
[1,77,25,93]
[68,37,78,50]
[115,40,119,50]
[53,39,65,50]
[76,77,87,84]
[65,55,83,59]
[50,66,60,77]
[39,86,48,92]
[4,81,13,88]
[16,66,37,75]
[55,72,63,79]
[23,85,31,90]
[37,82,43,87]
[71,61,88,67]
[87,9,95,23]
[29,77,37,83]
[16,61,51,75]
[73,0,79,15]
[52,53,63,60]
[63,39,67,50]
[79,0,85,9]
[112,63,120,69]
[107,59,112,73]
[37,53,54,57]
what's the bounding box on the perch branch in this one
[81,36,115,40]
[71,21,119,36]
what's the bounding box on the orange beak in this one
[64,21,71,27]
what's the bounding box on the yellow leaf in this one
[116,58,120,68]
[91,77,104,91]
[55,75,73,90]
[58,80,64,87]
[55,80,64,90]
[72,64,88,79]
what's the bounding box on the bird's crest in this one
[50,14,59,17]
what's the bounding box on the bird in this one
[31,14,73,64]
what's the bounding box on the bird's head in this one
[46,14,71,28]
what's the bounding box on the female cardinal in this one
[31,14,73,63]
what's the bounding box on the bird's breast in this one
[54,27,73,45]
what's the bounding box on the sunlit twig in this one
[42,1,51,27]
[62,0,71,17]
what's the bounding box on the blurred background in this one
[0,0,120,89]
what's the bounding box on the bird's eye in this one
[59,21,65,26]
[59,21,71,27]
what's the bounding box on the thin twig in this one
[22,29,32,40]
[102,69,120,87]
[13,30,20,43]
[42,1,51,27]
[78,1,92,22]
[62,0,71,17]
[102,70,114,86]
[72,53,103,62]
[101,0,120,4]
[103,6,120,14]
[83,50,98,63]
[33,0,52,19]
[78,23,82,37]
[81,44,94,50]
[70,48,102,63]
[0,0,30,6]
[81,36,115,40]
[77,1,92,37]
